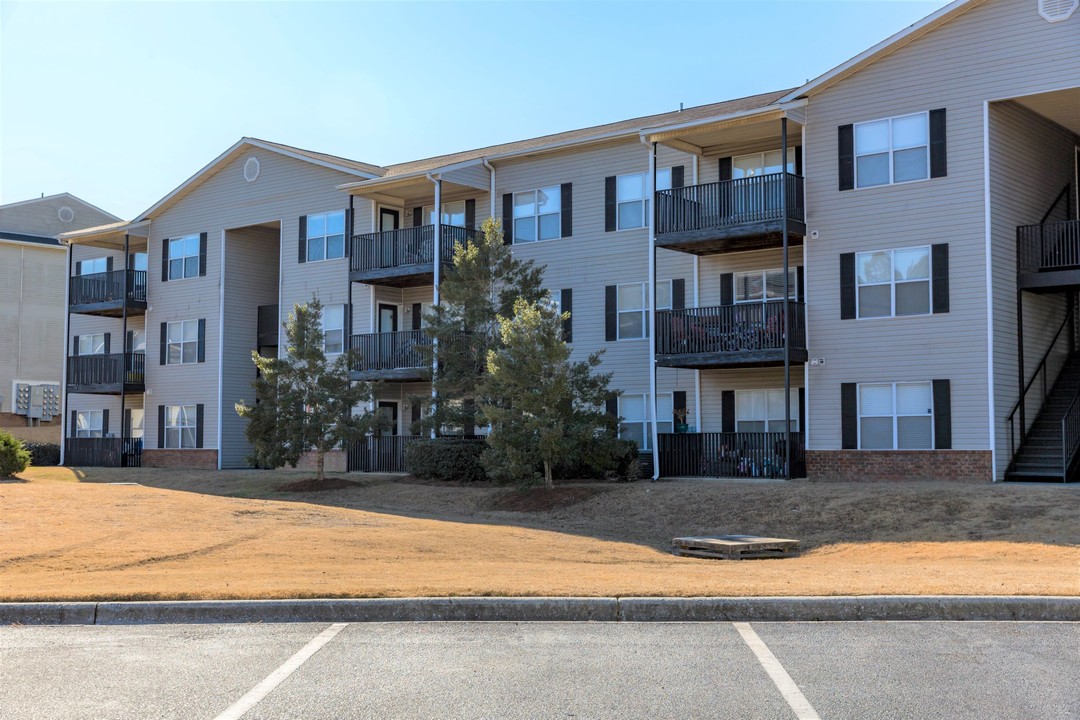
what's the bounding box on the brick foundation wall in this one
[142,449,218,470]
[296,450,346,473]
[806,450,993,483]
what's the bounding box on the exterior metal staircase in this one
[1006,351,1080,482]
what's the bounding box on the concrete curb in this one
[2,596,1078,626]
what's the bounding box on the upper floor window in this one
[169,234,201,280]
[164,405,197,449]
[736,390,798,432]
[655,168,672,192]
[75,410,103,438]
[79,257,108,275]
[513,187,561,243]
[733,149,795,178]
[322,304,345,355]
[166,320,200,365]
[855,113,928,188]
[306,211,346,262]
[617,281,671,340]
[735,268,796,303]
[424,201,466,227]
[858,382,932,449]
[857,246,930,318]
[616,173,646,230]
[77,333,105,355]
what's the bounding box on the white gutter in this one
[691,154,701,434]
[639,100,806,141]
[216,229,226,469]
[481,158,496,218]
[644,137,660,481]
[338,157,487,192]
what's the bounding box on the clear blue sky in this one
[1,1,950,220]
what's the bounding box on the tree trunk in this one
[316,450,325,483]
[543,460,553,491]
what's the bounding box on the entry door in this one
[377,401,399,435]
[379,209,400,267]
[377,304,398,366]
[378,304,399,333]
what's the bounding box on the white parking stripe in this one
[733,622,821,720]
[213,622,349,720]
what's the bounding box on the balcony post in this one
[781,117,792,480]
[120,234,130,461]
[431,175,442,438]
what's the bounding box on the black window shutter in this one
[721,391,735,433]
[126,330,134,353]
[159,322,167,365]
[344,208,352,256]
[840,253,856,320]
[841,383,858,449]
[161,237,170,282]
[720,273,734,306]
[798,388,806,431]
[929,109,947,178]
[560,183,573,238]
[794,146,803,176]
[197,319,206,362]
[70,410,77,438]
[718,157,733,182]
[198,232,208,276]
[560,289,573,343]
[158,405,166,448]
[838,124,855,191]
[124,408,132,438]
[604,285,618,341]
[932,243,949,314]
[796,266,805,303]
[411,403,421,425]
[195,403,204,449]
[671,165,684,189]
[411,303,422,331]
[72,336,80,356]
[106,256,113,272]
[604,176,616,232]
[412,207,423,227]
[102,409,110,437]
[75,260,83,276]
[673,391,686,424]
[464,199,475,230]
[671,279,685,310]
[933,379,951,449]
[605,397,619,418]
[501,193,514,245]
[298,215,308,263]
[103,333,111,355]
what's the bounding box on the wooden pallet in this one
[672,535,799,560]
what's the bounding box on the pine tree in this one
[481,297,621,490]
[236,296,383,484]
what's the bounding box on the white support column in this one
[59,241,72,465]
[431,176,442,438]
[691,153,702,433]
[648,142,660,480]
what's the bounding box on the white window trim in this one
[164,404,197,449]
[855,245,933,320]
[733,268,797,304]
[731,149,796,178]
[165,320,200,366]
[75,410,103,439]
[306,210,347,263]
[79,257,108,276]
[77,333,105,356]
[854,111,930,189]
[511,187,562,244]
[735,389,799,433]
[322,304,345,356]
[618,393,670,451]
[857,381,934,450]
[615,172,647,232]
[168,234,201,281]
[423,201,467,228]
[616,281,671,341]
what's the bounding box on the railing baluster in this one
[655,173,804,236]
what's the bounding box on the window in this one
[129,252,148,272]
[129,329,146,353]
[856,246,930,318]
[858,382,932,449]
[306,211,346,262]
[168,234,201,280]
[79,257,108,275]
[733,149,795,178]
[656,393,673,436]
[855,113,929,188]
[322,304,344,355]
[734,269,797,303]
[616,173,646,230]
[655,168,672,192]
[75,410,103,438]
[616,282,670,340]
[423,201,466,228]
[164,405,197,449]
[166,320,199,365]
[619,394,671,450]
[77,333,105,355]
[513,187,561,243]
[128,408,144,439]
[735,390,799,433]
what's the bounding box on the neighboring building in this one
[60,0,1080,482]
[0,193,119,436]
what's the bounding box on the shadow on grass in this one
[36,465,1080,553]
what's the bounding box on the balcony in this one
[68,270,148,316]
[1017,220,1080,292]
[655,301,806,369]
[65,437,142,467]
[655,173,805,255]
[656,431,805,479]
[66,353,146,394]
[257,304,279,348]
[350,225,480,287]
[350,330,431,381]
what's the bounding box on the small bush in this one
[24,442,61,467]
[0,431,31,477]
[552,439,640,481]
[405,437,488,483]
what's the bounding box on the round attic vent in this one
[58,206,75,223]
[1039,0,1078,22]
[243,156,261,183]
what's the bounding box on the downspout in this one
[781,117,791,480]
[428,173,442,438]
[644,137,660,481]
[481,158,496,219]
[692,154,701,434]
[60,239,72,466]
[120,234,129,466]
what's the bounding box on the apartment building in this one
[60,0,1079,482]
[0,194,119,435]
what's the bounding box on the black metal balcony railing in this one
[655,172,805,236]
[655,301,806,357]
[69,269,147,306]
[350,330,429,373]
[1017,220,1080,273]
[656,431,805,479]
[257,304,279,347]
[65,437,142,467]
[67,352,146,390]
[350,225,480,274]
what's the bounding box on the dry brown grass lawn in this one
[1,466,1078,601]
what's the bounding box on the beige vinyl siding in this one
[220,225,280,468]
[0,195,116,238]
[146,147,358,457]
[67,394,144,436]
[698,247,803,307]
[699,367,804,434]
[802,0,1080,457]
[989,101,1079,478]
